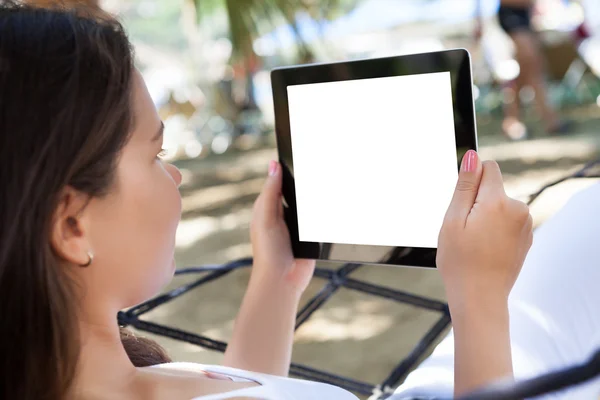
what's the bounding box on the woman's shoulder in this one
[150,362,225,375]
[152,362,360,399]
[138,362,258,400]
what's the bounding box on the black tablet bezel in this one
[271,49,478,268]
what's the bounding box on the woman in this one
[0,2,532,399]
[476,0,570,140]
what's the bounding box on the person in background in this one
[476,0,572,140]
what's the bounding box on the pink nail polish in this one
[462,150,477,172]
[268,160,278,176]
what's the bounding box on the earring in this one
[80,251,94,267]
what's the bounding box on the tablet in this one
[271,49,477,268]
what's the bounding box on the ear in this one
[50,186,93,267]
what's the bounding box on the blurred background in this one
[33,0,600,397]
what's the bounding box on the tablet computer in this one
[271,49,477,268]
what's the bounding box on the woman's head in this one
[0,2,181,398]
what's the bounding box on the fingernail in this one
[462,150,477,172]
[268,160,278,176]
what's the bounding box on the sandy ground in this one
[131,109,600,398]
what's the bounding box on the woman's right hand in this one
[439,150,532,395]
[437,150,533,311]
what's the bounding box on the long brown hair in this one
[0,2,169,399]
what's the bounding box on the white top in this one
[151,362,359,399]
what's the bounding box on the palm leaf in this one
[191,0,310,61]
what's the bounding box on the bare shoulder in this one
[136,366,259,400]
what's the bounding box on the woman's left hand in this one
[225,161,315,374]
[250,160,316,297]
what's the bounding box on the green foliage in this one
[191,0,359,60]
[192,0,307,59]
[124,0,188,49]
[123,0,361,61]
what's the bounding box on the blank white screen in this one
[287,72,459,249]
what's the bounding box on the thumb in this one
[254,160,283,225]
[446,150,483,222]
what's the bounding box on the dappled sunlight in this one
[295,313,395,342]
[176,209,252,249]
[215,167,248,182]
[176,217,220,249]
[522,178,598,226]
[212,156,273,183]
[173,341,210,354]
[295,300,395,342]
[504,165,594,198]
[221,242,253,261]
[182,177,264,213]
[476,132,600,227]
[175,148,276,191]
[479,135,597,163]
[202,320,236,343]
